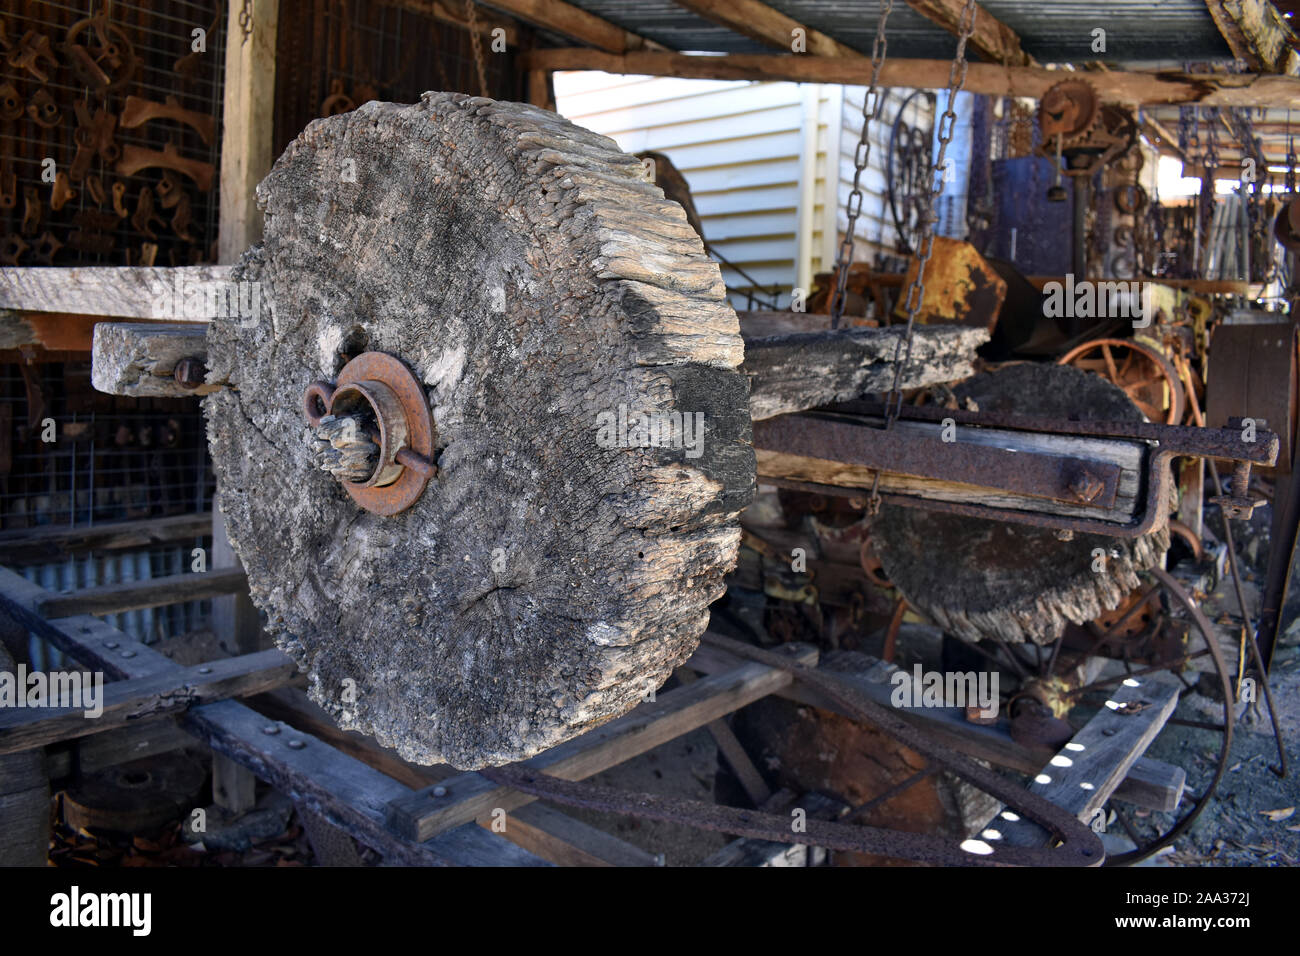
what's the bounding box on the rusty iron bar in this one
[753,413,1122,507]
[755,405,1278,539]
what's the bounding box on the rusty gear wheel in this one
[1037,79,1101,147]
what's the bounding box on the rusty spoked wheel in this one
[1058,338,1186,425]
[964,566,1233,865]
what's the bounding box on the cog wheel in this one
[1037,79,1101,147]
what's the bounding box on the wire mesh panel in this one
[1,0,226,268]
[273,0,523,158]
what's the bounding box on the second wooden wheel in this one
[1058,338,1185,425]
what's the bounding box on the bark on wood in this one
[744,325,986,421]
[91,322,217,397]
[205,94,753,770]
[870,363,1172,646]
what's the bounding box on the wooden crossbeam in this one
[0,567,544,865]
[0,649,297,756]
[1204,0,1300,75]
[36,567,248,619]
[672,0,859,58]
[477,0,667,53]
[0,512,211,563]
[904,0,1034,67]
[0,266,230,318]
[522,48,1300,108]
[386,644,820,842]
[686,639,1188,814]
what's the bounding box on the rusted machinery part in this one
[63,754,207,833]
[858,531,893,589]
[205,94,752,770]
[1167,519,1204,560]
[871,364,1171,646]
[1058,337,1186,426]
[1037,78,1101,146]
[484,632,1106,866]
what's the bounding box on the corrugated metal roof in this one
[563,0,1234,63]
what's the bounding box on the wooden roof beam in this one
[671,0,860,58]
[904,0,1035,67]
[1204,0,1300,74]
[476,0,668,53]
[523,49,1300,108]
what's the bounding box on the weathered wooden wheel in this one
[871,363,1171,646]
[205,94,754,769]
[1058,337,1185,425]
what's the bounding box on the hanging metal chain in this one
[464,0,490,98]
[828,0,895,329]
[1204,107,1220,171]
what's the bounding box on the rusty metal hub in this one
[303,351,437,516]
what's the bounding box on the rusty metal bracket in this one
[755,402,1277,539]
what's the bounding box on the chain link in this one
[464,0,490,98]
[828,0,894,330]
[857,0,978,516]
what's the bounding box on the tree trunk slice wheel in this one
[870,364,1171,647]
[204,94,753,769]
[1058,338,1185,425]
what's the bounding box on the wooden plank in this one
[0,512,211,563]
[1206,0,1300,75]
[252,686,656,865]
[386,645,820,842]
[0,568,539,865]
[219,0,279,262]
[1204,1,1263,71]
[185,699,550,866]
[476,0,666,53]
[979,675,1181,848]
[36,567,247,619]
[904,0,1034,67]
[686,638,1186,814]
[46,718,196,779]
[0,643,47,866]
[0,267,231,318]
[673,666,771,806]
[743,326,986,421]
[213,752,258,813]
[754,414,1146,524]
[502,802,663,866]
[0,649,297,755]
[91,323,217,397]
[672,0,859,58]
[522,49,1300,108]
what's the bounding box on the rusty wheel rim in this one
[1059,338,1186,425]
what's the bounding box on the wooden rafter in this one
[1204,0,1300,74]
[904,0,1034,67]
[671,0,859,58]
[523,48,1300,108]
[475,0,667,54]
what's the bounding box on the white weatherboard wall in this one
[554,73,936,312]
[555,72,832,310]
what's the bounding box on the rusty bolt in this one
[1210,461,1262,520]
[1067,468,1105,504]
[173,356,206,389]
